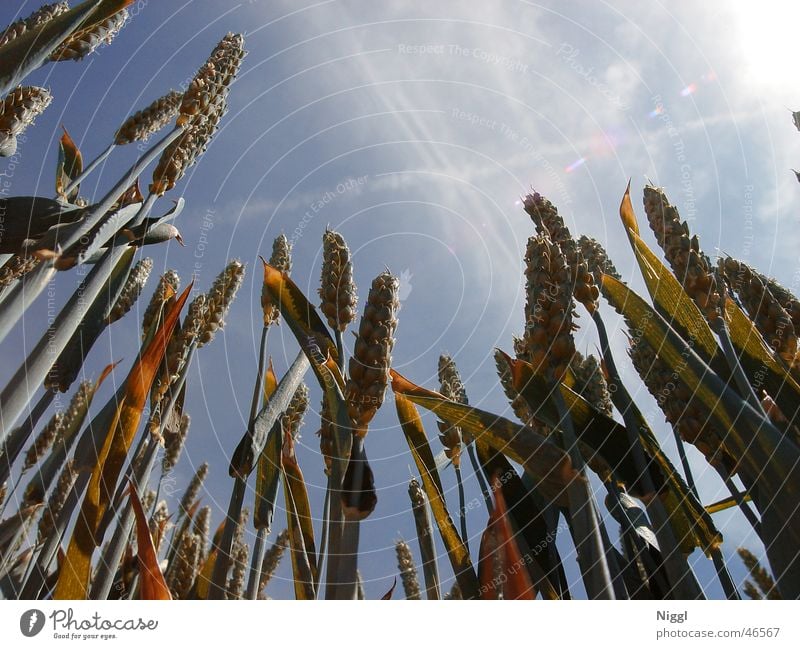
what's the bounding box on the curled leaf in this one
[128,480,171,600]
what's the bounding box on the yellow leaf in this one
[261,261,338,376]
[281,433,317,599]
[391,370,578,506]
[128,480,171,600]
[262,357,278,405]
[393,392,478,599]
[619,184,718,360]
[54,283,191,599]
[56,126,83,201]
[724,299,800,396]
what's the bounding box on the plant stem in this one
[0,246,134,437]
[717,468,762,534]
[409,482,441,600]
[466,443,492,512]
[245,527,267,600]
[593,309,706,599]
[335,329,346,375]
[0,126,183,346]
[454,464,468,552]
[0,390,54,492]
[550,386,615,599]
[316,486,330,598]
[60,143,116,198]
[207,475,247,599]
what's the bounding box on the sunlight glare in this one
[736,3,800,86]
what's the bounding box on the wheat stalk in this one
[141,270,180,340]
[643,185,721,322]
[161,413,190,473]
[115,90,183,145]
[179,462,209,519]
[49,8,129,61]
[0,2,69,48]
[524,192,600,312]
[35,459,76,543]
[106,257,153,324]
[0,86,53,156]
[319,229,358,332]
[261,235,292,326]
[720,257,797,365]
[396,540,421,600]
[346,271,399,436]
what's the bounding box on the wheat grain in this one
[720,257,797,364]
[168,532,202,599]
[36,460,76,542]
[523,235,576,380]
[49,9,128,61]
[629,335,734,472]
[751,271,800,331]
[141,270,180,340]
[319,229,357,332]
[437,354,467,462]
[0,255,39,287]
[262,235,292,326]
[643,185,720,322]
[162,414,190,473]
[198,259,245,347]
[577,235,622,281]
[396,540,421,600]
[570,352,612,416]
[225,507,250,598]
[23,381,91,504]
[258,528,289,593]
[281,383,308,440]
[150,499,170,539]
[177,33,245,127]
[0,86,52,156]
[524,192,599,312]
[346,271,400,436]
[107,257,153,324]
[115,90,183,145]
[149,101,227,196]
[227,541,249,600]
[495,349,535,424]
[0,2,69,48]
[22,411,63,472]
[179,462,209,518]
[737,548,781,599]
[193,505,211,563]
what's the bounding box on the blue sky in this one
[2,0,799,599]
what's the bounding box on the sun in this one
[735,3,800,87]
